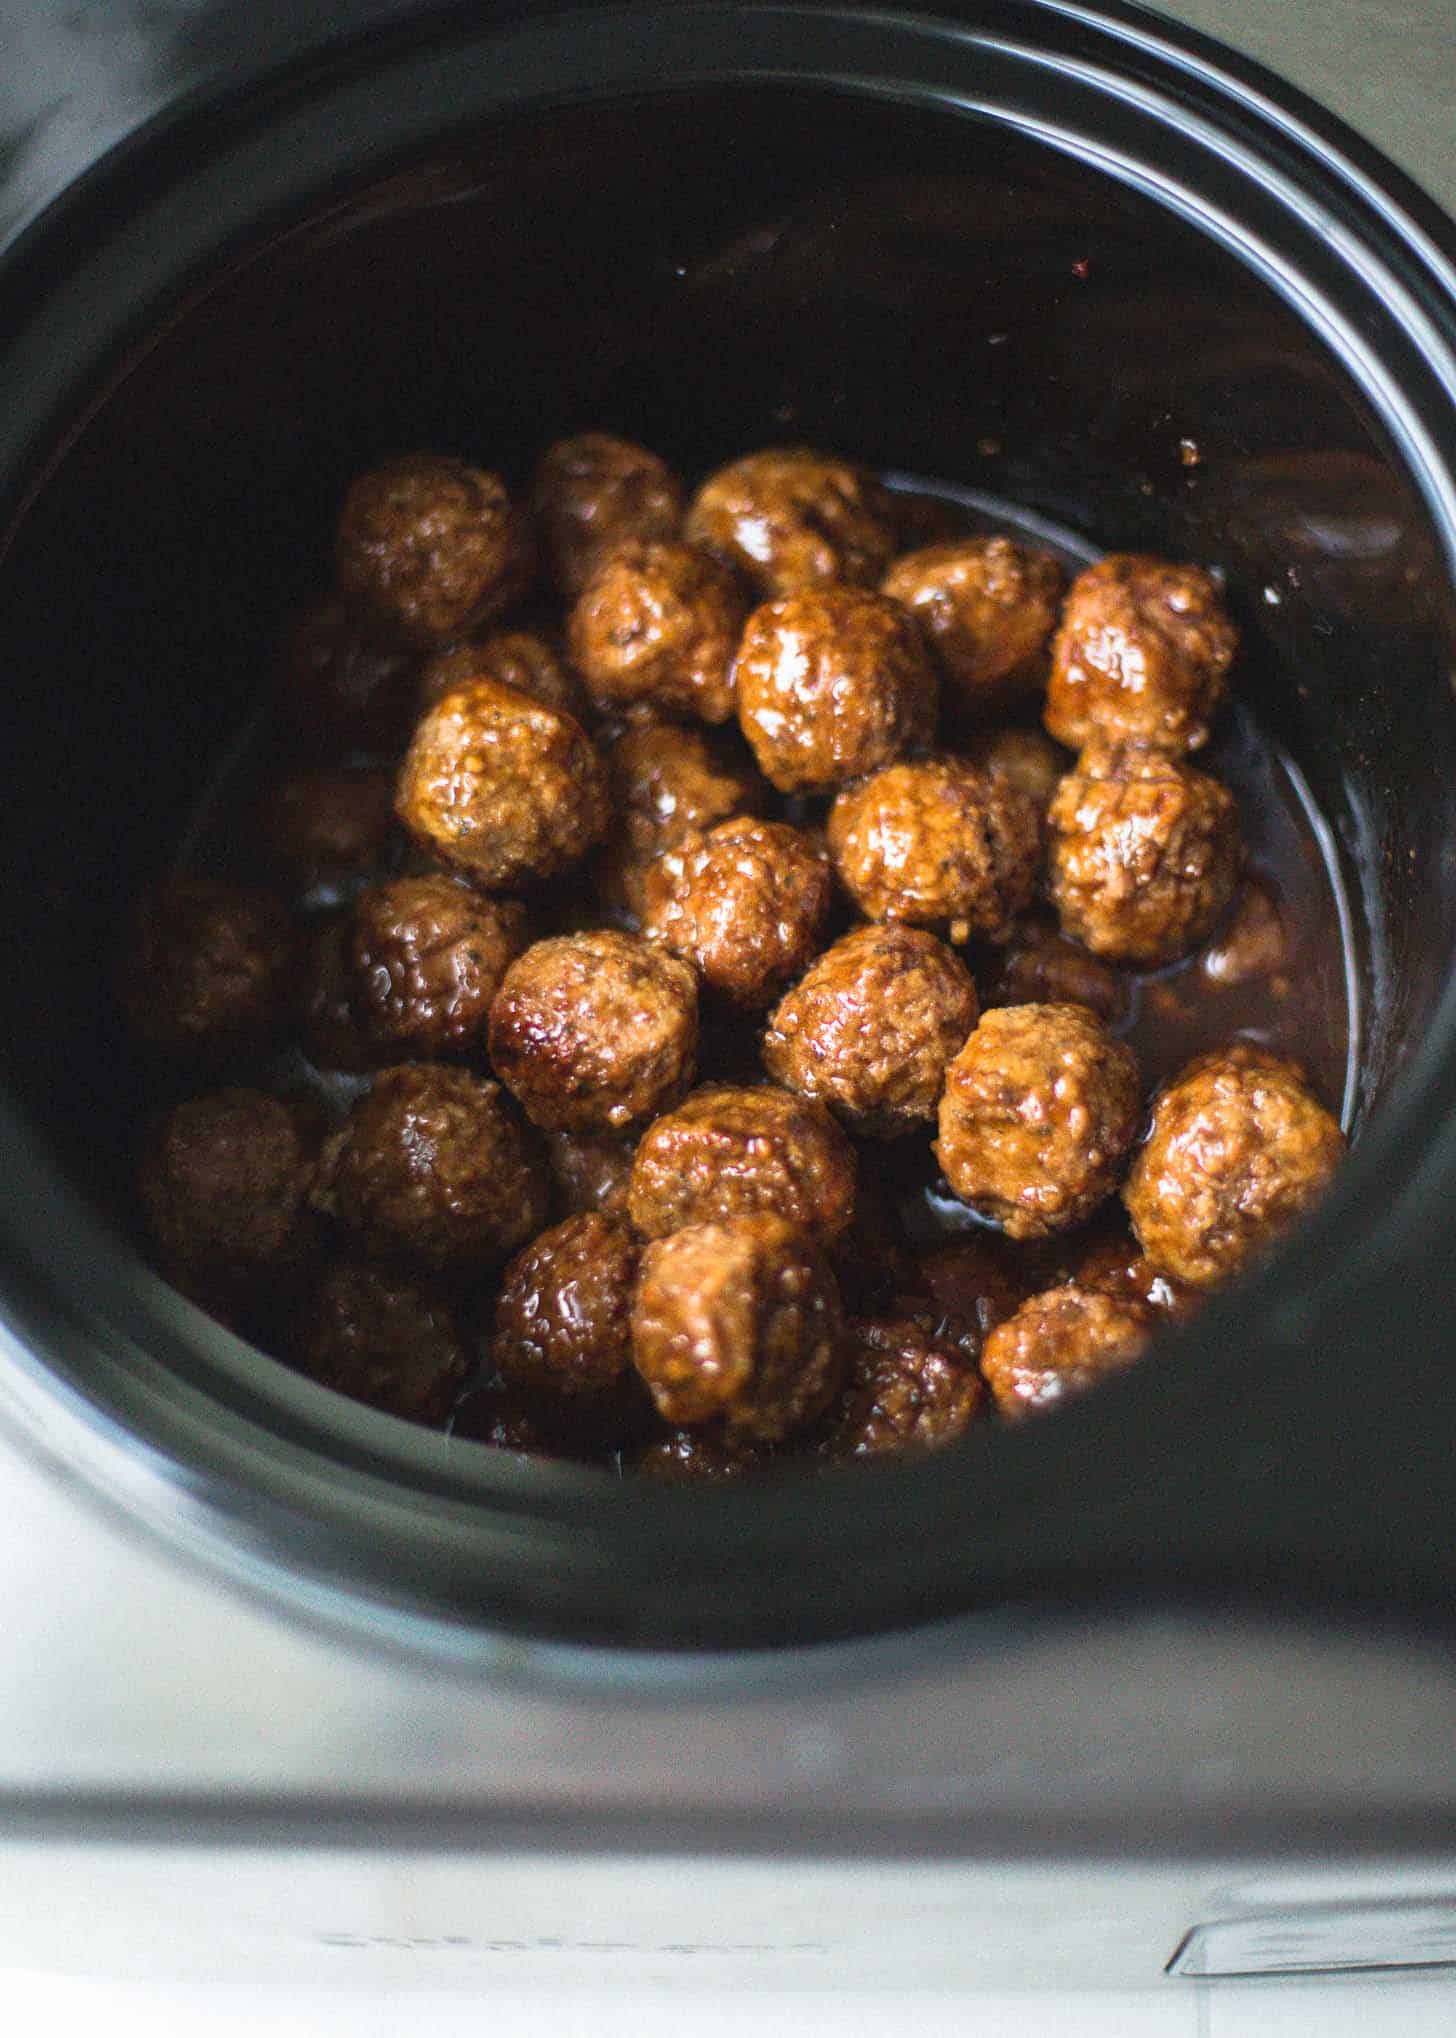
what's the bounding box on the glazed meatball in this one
[962,725,1069,818]
[640,816,832,1009]
[568,540,747,723]
[631,1213,845,1441]
[275,593,419,758]
[489,929,699,1134]
[118,878,296,1062]
[980,1281,1155,1419]
[936,1003,1141,1240]
[598,721,764,921]
[336,454,533,647]
[315,1064,546,1273]
[734,587,937,793]
[1044,552,1238,754]
[822,1315,985,1458]
[634,1426,774,1483]
[685,446,899,595]
[827,756,1041,945]
[882,536,1064,714]
[139,1089,319,1313]
[531,431,685,598]
[256,768,398,890]
[492,1212,639,1401]
[988,920,1128,1026]
[395,676,610,891]
[1123,1044,1345,1289]
[338,876,527,1060]
[762,923,979,1137]
[628,1084,857,1244]
[1074,1233,1200,1322]
[418,628,589,720]
[289,1260,466,1425]
[1047,741,1241,965]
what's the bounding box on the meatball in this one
[822,1315,985,1458]
[1074,1233,1200,1322]
[395,676,610,891]
[980,1282,1155,1419]
[315,1064,546,1273]
[1123,1044,1345,1289]
[827,756,1041,945]
[1047,741,1241,965]
[531,432,684,598]
[598,721,764,921]
[256,768,398,890]
[139,1088,319,1314]
[336,454,533,647]
[734,587,937,793]
[881,536,1064,714]
[628,1083,857,1244]
[289,1260,466,1425]
[545,1129,636,1218]
[489,929,699,1134]
[914,1235,1026,1347]
[631,1213,845,1441]
[568,540,747,724]
[936,1003,1141,1239]
[492,1212,639,1402]
[987,920,1128,1026]
[686,446,899,595]
[1044,552,1238,754]
[418,628,589,720]
[640,816,832,1009]
[962,725,1069,818]
[118,877,296,1062]
[275,593,419,758]
[763,923,979,1137]
[339,876,527,1060]
[634,1427,774,1483]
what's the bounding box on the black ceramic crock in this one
[1,0,1455,1659]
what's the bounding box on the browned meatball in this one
[882,536,1064,714]
[336,454,533,647]
[962,725,1069,818]
[631,1213,845,1441]
[598,722,764,921]
[827,756,1041,945]
[980,1282,1155,1419]
[531,432,685,598]
[418,628,589,721]
[987,919,1128,1026]
[734,587,937,793]
[936,1004,1141,1240]
[395,677,610,891]
[336,877,527,1061]
[256,768,398,889]
[762,923,979,1137]
[634,1426,775,1483]
[1073,1234,1200,1322]
[289,1260,466,1425]
[139,1089,319,1313]
[640,816,832,1009]
[685,447,899,595]
[1047,741,1241,965]
[314,1064,546,1274]
[275,593,419,758]
[489,929,698,1134]
[821,1315,985,1458]
[545,1129,636,1218]
[568,540,747,724]
[1123,1044,1345,1289]
[118,878,296,1062]
[628,1084,857,1243]
[492,1212,639,1401]
[1045,553,1238,754]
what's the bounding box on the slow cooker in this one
[2,0,1456,2019]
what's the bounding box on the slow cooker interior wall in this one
[3,86,1454,1223]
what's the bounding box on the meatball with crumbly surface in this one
[631,1213,845,1441]
[395,676,609,891]
[257,768,398,890]
[336,454,534,647]
[734,586,937,793]
[289,1260,466,1424]
[568,540,747,724]
[980,1281,1155,1419]
[315,1064,546,1273]
[545,1129,637,1218]
[492,1212,639,1402]
[275,593,419,758]
[882,536,1064,715]
[1045,552,1237,754]
[827,756,1041,945]
[936,1003,1141,1239]
[1048,740,1241,965]
[962,725,1069,819]
[489,929,698,1134]
[686,446,899,596]
[628,1083,856,1243]
[988,919,1128,1026]
[1124,1043,1345,1289]
[822,1314,985,1458]
[119,878,296,1063]
[342,876,527,1060]
[531,432,685,598]
[640,816,832,1009]
[418,628,589,721]
[763,923,979,1136]
[598,722,764,921]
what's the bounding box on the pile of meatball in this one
[120,435,1346,1478]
